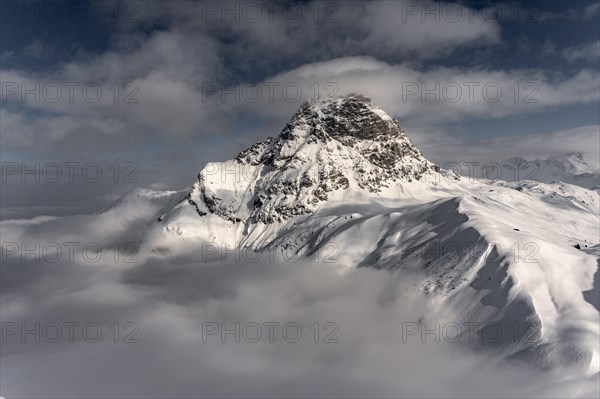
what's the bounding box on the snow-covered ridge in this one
[146,95,599,374]
[497,152,600,189]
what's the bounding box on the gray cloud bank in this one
[1,206,598,398]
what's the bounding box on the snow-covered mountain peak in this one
[145,96,600,374]
[172,95,452,226]
[298,94,398,138]
[236,94,444,181]
[545,151,594,174]
[298,94,405,141]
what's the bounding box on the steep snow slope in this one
[144,95,600,373]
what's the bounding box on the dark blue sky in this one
[2,1,598,72]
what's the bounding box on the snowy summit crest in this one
[174,94,445,225]
[285,93,403,140]
[236,93,434,172]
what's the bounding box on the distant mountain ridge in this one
[458,152,600,189]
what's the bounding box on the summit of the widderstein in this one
[178,94,446,225]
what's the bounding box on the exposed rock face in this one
[183,94,449,225]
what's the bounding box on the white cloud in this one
[3,55,598,187]
[1,212,597,397]
[562,40,600,63]
[583,3,600,19]
[23,39,44,58]
[123,0,501,63]
[224,56,600,125]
